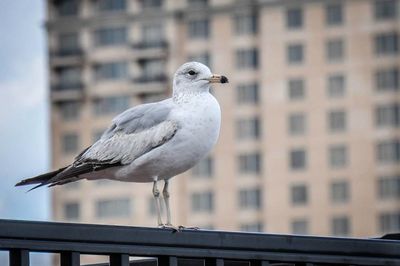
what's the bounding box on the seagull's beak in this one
[207,74,229,84]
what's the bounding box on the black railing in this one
[50,49,83,57]
[133,75,167,83]
[132,41,168,49]
[0,219,399,266]
[51,82,83,91]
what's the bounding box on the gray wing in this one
[45,99,179,186]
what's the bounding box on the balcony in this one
[49,49,85,67]
[133,74,167,84]
[52,82,83,91]
[132,41,168,50]
[0,219,399,266]
[51,49,83,57]
[51,82,84,101]
[132,41,168,61]
[132,75,168,95]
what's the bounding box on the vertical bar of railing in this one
[110,254,129,266]
[205,258,224,266]
[250,261,270,266]
[9,249,29,266]
[61,251,80,266]
[158,256,178,266]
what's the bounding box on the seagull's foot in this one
[177,225,200,231]
[158,224,181,232]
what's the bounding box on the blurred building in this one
[47,0,399,240]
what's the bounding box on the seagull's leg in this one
[152,180,163,226]
[162,180,172,226]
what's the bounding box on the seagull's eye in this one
[188,70,196,76]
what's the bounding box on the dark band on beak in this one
[221,76,228,83]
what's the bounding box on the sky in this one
[0,1,50,263]
[0,1,50,220]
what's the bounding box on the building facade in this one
[48,0,399,240]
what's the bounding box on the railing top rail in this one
[0,219,399,265]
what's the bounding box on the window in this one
[288,78,305,100]
[291,184,308,206]
[374,32,399,55]
[288,113,306,136]
[240,222,263,232]
[329,145,348,168]
[290,149,307,170]
[57,67,81,90]
[236,48,258,69]
[191,191,213,212]
[374,0,397,20]
[96,198,131,218]
[330,181,349,203]
[56,0,79,16]
[236,117,260,140]
[375,68,399,91]
[326,3,343,26]
[93,96,130,116]
[287,44,304,64]
[94,0,126,12]
[328,110,347,133]
[58,101,80,121]
[291,219,308,234]
[58,32,79,55]
[375,103,400,127]
[93,27,127,46]
[239,188,261,210]
[326,39,344,62]
[234,13,257,35]
[379,212,400,233]
[187,0,208,7]
[238,153,261,175]
[95,62,128,80]
[286,7,303,29]
[64,202,80,220]
[62,133,78,154]
[142,0,163,9]
[378,175,400,200]
[188,19,209,39]
[192,157,213,178]
[237,83,259,104]
[331,216,350,236]
[140,59,165,80]
[141,23,164,46]
[327,74,346,98]
[188,53,210,67]
[376,139,400,164]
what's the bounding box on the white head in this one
[172,62,228,97]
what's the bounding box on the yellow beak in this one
[207,74,229,84]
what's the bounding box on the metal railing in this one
[0,219,399,266]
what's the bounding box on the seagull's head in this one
[173,62,228,96]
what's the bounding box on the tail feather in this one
[15,167,68,188]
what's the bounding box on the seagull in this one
[16,62,228,227]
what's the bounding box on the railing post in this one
[110,253,129,266]
[250,261,270,266]
[158,256,178,266]
[205,258,224,266]
[61,251,80,266]
[9,249,29,266]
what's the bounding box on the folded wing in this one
[17,99,179,189]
